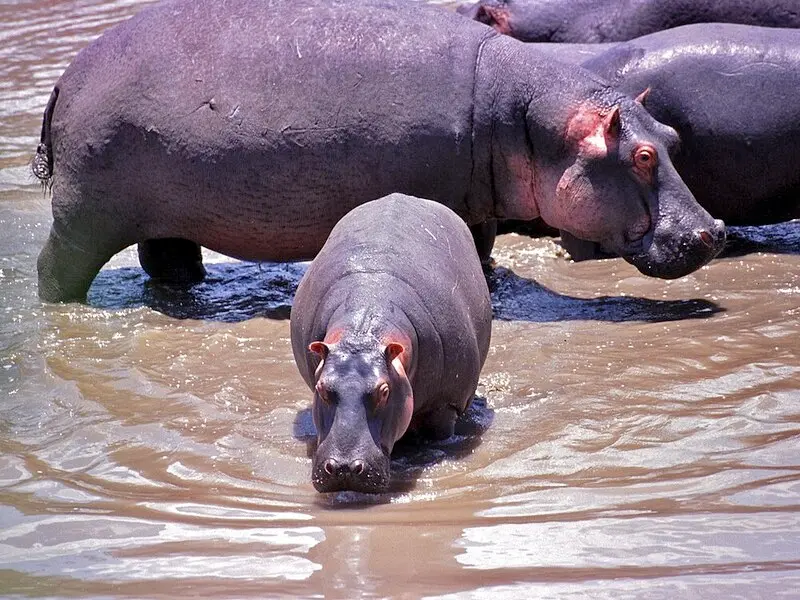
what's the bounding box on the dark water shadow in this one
[721,221,800,257]
[292,397,494,508]
[88,250,728,324]
[489,267,723,323]
[88,261,307,321]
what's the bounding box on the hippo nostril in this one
[323,459,338,476]
[697,229,714,248]
[350,459,365,476]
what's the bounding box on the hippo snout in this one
[312,451,390,494]
[628,217,726,279]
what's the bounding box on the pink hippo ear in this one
[384,342,410,379]
[384,342,404,363]
[308,341,330,358]
[475,6,511,35]
[635,87,651,107]
[567,104,621,158]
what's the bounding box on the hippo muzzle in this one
[626,216,726,279]
[312,433,390,494]
[623,161,726,278]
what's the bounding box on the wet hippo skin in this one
[290,194,492,493]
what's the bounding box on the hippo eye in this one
[315,381,331,405]
[373,382,390,412]
[633,145,657,170]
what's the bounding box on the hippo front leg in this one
[138,238,206,284]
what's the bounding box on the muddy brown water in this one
[1,1,799,598]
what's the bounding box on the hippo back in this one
[460,0,800,43]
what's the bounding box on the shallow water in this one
[1,1,799,598]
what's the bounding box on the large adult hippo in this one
[458,0,800,43]
[32,0,724,302]
[291,194,491,494]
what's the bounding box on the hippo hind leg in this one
[37,226,124,303]
[137,238,206,284]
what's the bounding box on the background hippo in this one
[581,24,800,226]
[33,0,724,303]
[499,24,800,257]
[290,194,492,494]
[458,0,800,43]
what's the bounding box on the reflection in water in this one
[0,0,798,597]
[90,257,725,324]
[724,221,800,257]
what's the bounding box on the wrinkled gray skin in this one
[509,25,800,258]
[290,194,491,494]
[33,0,724,303]
[458,0,800,43]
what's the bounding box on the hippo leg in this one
[137,238,206,284]
[418,403,460,440]
[470,220,497,267]
[37,226,122,303]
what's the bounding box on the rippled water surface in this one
[1,1,799,598]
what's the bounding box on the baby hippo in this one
[290,194,492,493]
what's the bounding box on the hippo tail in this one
[31,87,58,189]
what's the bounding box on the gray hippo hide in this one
[458,0,800,43]
[290,194,491,494]
[507,24,800,258]
[33,0,724,302]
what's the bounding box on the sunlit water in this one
[1,1,798,598]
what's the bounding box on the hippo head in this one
[531,94,725,279]
[307,338,413,494]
